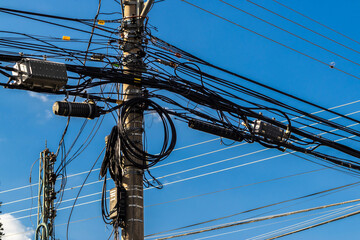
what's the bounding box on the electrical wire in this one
[270,0,360,46]
[145,181,360,238]
[218,0,360,68]
[153,199,360,240]
[0,137,221,195]
[246,0,360,56]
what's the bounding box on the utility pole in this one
[114,1,153,240]
[35,149,57,240]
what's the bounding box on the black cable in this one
[145,181,360,237]
[66,147,105,240]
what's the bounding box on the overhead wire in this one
[4,167,326,219]
[4,118,360,211]
[249,202,360,240]
[177,0,360,80]
[265,207,360,240]
[152,199,360,240]
[0,137,222,195]
[246,0,360,56]
[270,0,360,46]
[66,146,105,240]
[218,0,360,68]
[2,1,355,238]
[188,207,359,240]
[145,181,360,238]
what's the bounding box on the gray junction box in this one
[12,58,68,90]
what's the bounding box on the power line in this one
[2,216,102,239]
[2,99,357,208]
[179,0,360,81]
[7,167,326,219]
[153,199,360,239]
[145,168,326,208]
[145,181,360,238]
[246,0,360,56]
[250,203,360,240]
[5,119,357,210]
[218,0,360,68]
[0,137,221,195]
[267,208,360,239]
[4,120,358,220]
[189,207,357,240]
[270,0,360,46]
[152,142,247,170]
[1,180,103,207]
[5,191,103,216]
[4,126,360,235]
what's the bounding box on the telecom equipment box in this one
[12,58,68,90]
[253,120,285,142]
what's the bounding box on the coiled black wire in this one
[118,97,176,169]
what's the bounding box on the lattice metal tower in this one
[35,149,57,240]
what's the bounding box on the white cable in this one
[149,201,360,240]
[4,119,358,208]
[192,209,345,240]
[1,140,252,206]
[0,137,220,195]
[2,180,104,206]
[2,216,102,238]
[147,153,288,190]
[290,99,360,122]
[6,149,283,221]
[2,99,359,196]
[5,148,269,215]
[298,110,360,130]
[5,191,105,215]
[247,203,360,240]
[5,129,357,221]
[4,196,109,223]
[157,148,268,180]
[153,142,247,170]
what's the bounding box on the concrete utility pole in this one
[35,149,57,240]
[116,1,153,239]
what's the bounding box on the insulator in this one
[52,101,101,119]
[188,119,244,142]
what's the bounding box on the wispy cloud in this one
[0,214,34,239]
[45,110,53,120]
[28,92,49,102]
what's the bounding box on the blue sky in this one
[1,0,360,239]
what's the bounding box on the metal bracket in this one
[124,169,144,176]
[128,204,143,209]
[128,195,143,200]
[123,0,138,5]
[127,219,143,223]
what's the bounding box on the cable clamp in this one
[123,169,144,176]
[124,88,142,95]
[126,185,143,191]
[127,218,143,223]
[128,204,143,209]
[123,1,138,5]
[128,195,143,200]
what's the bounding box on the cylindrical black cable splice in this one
[188,119,244,142]
[52,101,100,119]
